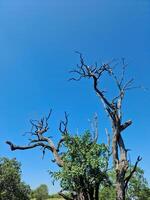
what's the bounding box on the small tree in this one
[0,157,31,200]
[70,53,142,200]
[32,184,49,200]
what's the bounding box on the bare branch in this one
[56,138,65,152]
[6,141,49,151]
[105,128,111,152]
[123,78,134,91]
[28,110,52,139]
[120,120,132,132]
[124,156,142,189]
[56,112,69,152]
[92,113,99,143]
[59,112,69,135]
[119,58,128,87]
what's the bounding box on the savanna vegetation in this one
[1,156,150,200]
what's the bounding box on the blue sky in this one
[0,0,150,194]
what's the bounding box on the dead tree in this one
[70,53,142,200]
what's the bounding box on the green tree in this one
[0,157,31,200]
[51,131,110,200]
[32,184,49,200]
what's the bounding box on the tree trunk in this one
[112,128,127,200]
[116,175,125,200]
[65,187,99,200]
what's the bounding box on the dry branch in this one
[6,110,69,167]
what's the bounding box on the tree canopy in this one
[0,157,31,200]
[50,131,110,199]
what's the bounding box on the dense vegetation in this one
[0,156,150,200]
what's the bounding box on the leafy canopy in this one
[50,131,110,193]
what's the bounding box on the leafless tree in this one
[69,52,142,200]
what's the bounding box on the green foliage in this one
[99,186,115,200]
[50,131,109,193]
[99,170,116,200]
[0,157,31,200]
[32,184,49,200]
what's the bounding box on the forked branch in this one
[124,156,142,189]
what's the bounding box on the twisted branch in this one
[6,110,70,167]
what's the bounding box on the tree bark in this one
[112,128,127,200]
[116,178,125,200]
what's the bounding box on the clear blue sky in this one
[0,0,150,194]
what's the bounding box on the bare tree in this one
[70,53,142,200]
